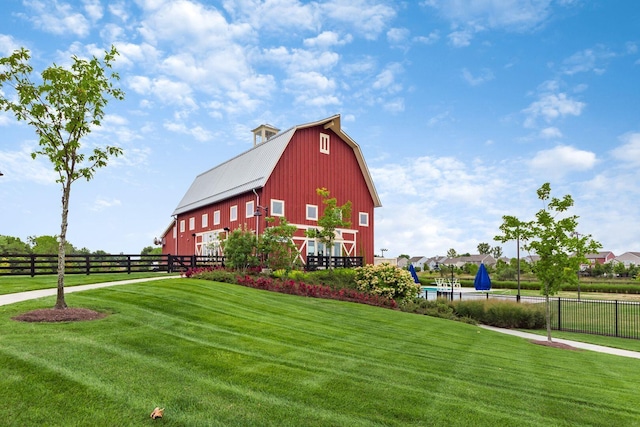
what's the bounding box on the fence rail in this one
[305,255,363,271]
[443,291,640,340]
[0,254,225,276]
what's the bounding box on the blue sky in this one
[1,0,639,258]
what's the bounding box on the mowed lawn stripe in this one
[0,278,639,426]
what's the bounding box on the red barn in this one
[161,115,381,267]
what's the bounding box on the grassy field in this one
[0,272,176,295]
[1,278,640,426]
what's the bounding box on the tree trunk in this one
[545,291,552,342]
[55,182,71,310]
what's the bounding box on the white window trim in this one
[213,210,220,225]
[202,213,208,228]
[320,132,330,154]
[230,205,238,222]
[271,199,285,217]
[188,217,195,231]
[306,204,318,221]
[246,201,255,218]
[359,212,369,227]
[180,220,185,233]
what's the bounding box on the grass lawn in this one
[0,272,177,295]
[1,278,640,426]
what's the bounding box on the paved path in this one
[479,325,640,359]
[0,276,173,307]
[3,278,640,359]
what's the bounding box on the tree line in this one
[0,234,159,257]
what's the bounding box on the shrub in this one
[400,298,457,320]
[452,300,545,329]
[354,263,420,301]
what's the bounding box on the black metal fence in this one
[305,255,363,271]
[0,254,363,276]
[439,291,640,340]
[0,254,225,276]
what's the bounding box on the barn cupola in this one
[252,124,280,146]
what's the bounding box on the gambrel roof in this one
[172,115,381,216]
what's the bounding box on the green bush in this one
[192,269,238,283]
[355,263,420,301]
[452,300,545,329]
[400,298,457,320]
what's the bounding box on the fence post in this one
[85,255,90,275]
[30,254,36,277]
[557,298,562,331]
[127,256,131,274]
[615,300,619,338]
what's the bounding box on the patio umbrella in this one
[408,264,420,284]
[474,263,492,291]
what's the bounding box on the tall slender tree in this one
[495,183,601,341]
[0,46,124,309]
[305,187,351,269]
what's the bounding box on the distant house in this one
[443,254,496,268]
[584,251,615,265]
[408,256,428,271]
[396,257,409,268]
[613,252,640,268]
[425,256,447,271]
[161,115,381,267]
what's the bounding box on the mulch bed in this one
[12,308,107,323]
[530,340,580,351]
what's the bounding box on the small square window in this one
[359,212,369,227]
[202,213,208,228]
[230,205,238,222]
[306,204,318,220]
[320,133,330,154]
[271,199,284,216]
[246,201,255,218]
[188,217,195,230]
[214,210,220,225]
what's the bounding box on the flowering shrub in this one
[354,263,420,301]
[235,275,397,309]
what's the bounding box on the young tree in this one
[0,46,124,309]
[258,217,298,271]
[221,225,258,272]
[495,183,601,342]
[446,248,458,258]
[491,245,503,260]
[305,187,351,269]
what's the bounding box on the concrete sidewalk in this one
[0,276,173,307]
[479,325,640,359]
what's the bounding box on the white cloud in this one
[321,0,396,40]
[90,197,122,212]
[424,0,554,47]
[539,127,562,139]
[303,31,352,48]
[22,0,91,37]
[372,63,403,93]
[529,145,597,178]
[610,133,640,167]
[164,121,213,142]
[561,45,615,75]
[523,92,585,128]
[387,27,410,44]
[413,31,440,45]
[0,143,57,184]
[461,68,494,86]
[0,34,21,56]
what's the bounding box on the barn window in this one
[306,204,318,220]
[180,220,185,233]
[246,201,255,218]
[188,217,195,230]
[230,205,237,222]
[271,199,284,216]
[214,210,220,225]
[202,213,208,228]
[320,133,330,154]
[359,212,369,227]
[173,225,177,238]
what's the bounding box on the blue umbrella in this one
[408,264,420,284]
[474,263,492,291]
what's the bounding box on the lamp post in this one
[253,205,269,234]
[449,263,455,301]
[573,231,582,301]
[516,232,521,302]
